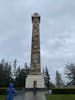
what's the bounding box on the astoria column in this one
[30,13,41,74]
[25,13,45,89]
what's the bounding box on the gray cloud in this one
[0,0,75,83]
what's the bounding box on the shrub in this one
[52,88,75,94]
[0,88,7,95]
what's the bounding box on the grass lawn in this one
[0,95,6,100]
[46,94,75,100]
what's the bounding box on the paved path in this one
[14,91,46,100]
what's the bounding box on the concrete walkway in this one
[14,91,46,100]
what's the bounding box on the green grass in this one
[46,94,75,100]
[0,95,6,100]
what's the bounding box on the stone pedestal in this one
[25,74,45,89]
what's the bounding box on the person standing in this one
[6,83,16,100]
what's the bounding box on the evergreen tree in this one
[43,67,45,76]
[56,70,63,88]
[0,60,12,87]
[24,63,29,75]
[15,69,27,87]
[13,59,17,79]
[16,66,21,77]
[1,58,5,66]
[44,66,50,88]
[65,63,75,85]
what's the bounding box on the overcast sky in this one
[0,0,75,83]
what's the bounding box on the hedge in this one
[52,88,75,94]
[0,88,7,95]
[0,87,23,95]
